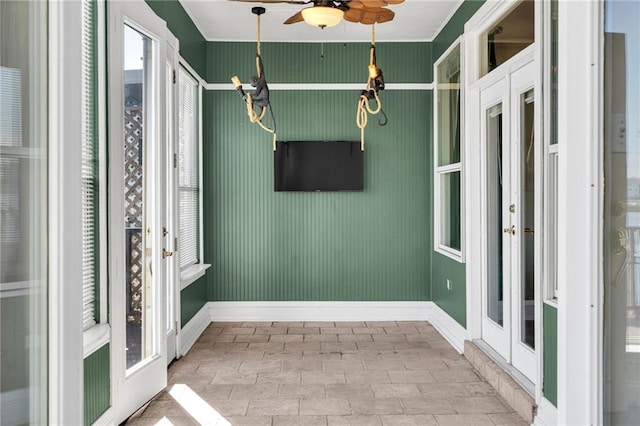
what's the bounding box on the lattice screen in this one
[124,107,143,322]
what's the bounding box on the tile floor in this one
[125,321,528,426]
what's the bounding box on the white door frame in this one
[464,0,541,386]
[108,0,168,422]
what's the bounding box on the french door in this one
[479,58,537,382]
[108,1,168,422]
[165,34,180,365]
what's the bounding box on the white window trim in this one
[434,37,465,263]
[49,0,84,423]
[83,0,111,355]
[542,0,560,304]
[177,57,210,289]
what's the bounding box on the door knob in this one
[162,249,174,259]
[503,225,515,235]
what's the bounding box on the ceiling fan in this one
[229,0,405,29]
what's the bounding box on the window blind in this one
[81,0,98,331]
[178,67,200,269]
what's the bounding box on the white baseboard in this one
[534,396,557,425]
[428,302,468,353]
[92,407,115,426]
[179,303,211,356]
[0,388,28,426]
[208,301,432,322]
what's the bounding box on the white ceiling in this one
[179,0,464,42]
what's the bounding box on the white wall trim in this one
[208,301,432,322]
[534,397,558,425]
[83,324,111,358]
[428,302,468,353]
[92,407,115,426]
[180,302,211,356]
[206,82,433,91]
[49,0,84,424]
[180,264,211,291]
[556,0,602,424]
[0,388,29,426]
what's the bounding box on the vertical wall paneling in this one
[181,278,208,325]
[204,42,433,302]
[207,42,432,85]
[543,303,558,406]
[84,344,110,425]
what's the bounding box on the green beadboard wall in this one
[144,0,207,78]
[543,303,558,406]
[429,0,486,328]
[204,42,433,301]
[207,42,432,84]
[431,253,467,326]
[84,344,110,425]
[181,277,208,325]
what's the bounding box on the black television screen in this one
[274,141,364,192]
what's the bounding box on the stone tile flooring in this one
[125,322,527,426]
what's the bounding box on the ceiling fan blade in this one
[360,9,379,25]
[347,0,365,9]
[384,0,405,4]
[284,10,305,24]
[376,8,395,23]
[356,0,387,7]
[344,8,364,22]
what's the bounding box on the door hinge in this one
[173,70,177,84]
[173,153,177,168]
[174,237,178,252]
[175,320,179,334]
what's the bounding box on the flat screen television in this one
[274,141,364,192]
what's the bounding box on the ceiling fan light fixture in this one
[301,6,344,29]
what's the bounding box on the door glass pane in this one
[604,1,640,423]
[521,90,535,349]
[0,1,48,423]
[487,104,504,327]
[440,171,461,251]
[124,24,153,370]
[437,44,461,166]
[484,0,535,75]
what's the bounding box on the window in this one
[81,0,99,331]
[544,0,559,300]
[483,0,535,76]
[434,43,463,260]
[178,66,201,270]
[0,1,49,423]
